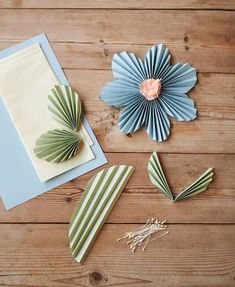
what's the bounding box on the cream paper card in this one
[0,43,94,181]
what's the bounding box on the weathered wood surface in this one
[0,224,234,287]
[0,2,235,287]
[0,10,234,46]
[1,0,235,10]
[1,153,235,224]
[69,70,235,154]
[0,42,234,73]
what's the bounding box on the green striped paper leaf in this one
[34,129,81,163]
[48,85,81,131]
[148,151,174,202]
[148,151,214,202]
[174,167,214,202]
[34,85,82,163]
[69,165,135,263]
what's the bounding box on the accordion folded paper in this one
[101,44,197,142]
[34,85,83,163]
[69,165,134,263]
[148,151,214,202]
[0,34,107,209]
[0,43,94,181]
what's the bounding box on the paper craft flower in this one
[34,85,82,163]
[100,44,197,142]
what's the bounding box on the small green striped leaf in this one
[148,151,174,202]
[48,85,81,131]
[34,129,81,163]
[148,151,214,202]
[69,165,135,263]
[174,167,214,202]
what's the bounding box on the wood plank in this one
[68,70,235,118]
[1,0,234,10]
[0,41,234,73]
[1,153,234,223]
[71,70,235,153]
[92,119,235,153]
[0,10,234,46]
[0,49,232,153]
[0,224,234,286]
[0,43,232,153]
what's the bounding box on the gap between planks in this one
[0,222,234,225]
[0,0,235,11]
[0,8,234,11]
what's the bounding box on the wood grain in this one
[1,153,234,223]
[69,71,235,116]
[1,0,235,10]
[0,41,234,73]
[0,224,234,287]
[0,3,235,287]
[0,10,234,46]
[70,70,235,153]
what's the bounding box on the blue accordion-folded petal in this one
[100,79,140,108]
[159,92,197,121]
[145,101,170,142]
[144,44,171,79]
[119,97,147,134]
[112,52,145,86]
[161,63,197,94]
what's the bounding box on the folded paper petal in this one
[100,79,140,108]
[159,92,197,121]
[145,100,170,142]
[112,52,145,85]
[144,44,171,79]
[162,63,197,94]
[119,97,148,134]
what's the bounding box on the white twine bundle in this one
[117,218,168,252]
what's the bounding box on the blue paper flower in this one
[100,44,197,142]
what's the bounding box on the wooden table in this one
[0,1,235,286]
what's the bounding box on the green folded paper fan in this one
[34,85,82,163]
[148,151,214,202]
[34,129,81,163]
[69,165,135,263]
[48,85,81,131]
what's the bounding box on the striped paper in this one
[148,151,214,202]
[69,165,135,263]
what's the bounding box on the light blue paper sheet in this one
[0,33,107,209]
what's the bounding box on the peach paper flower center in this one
[139,79,162,100]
